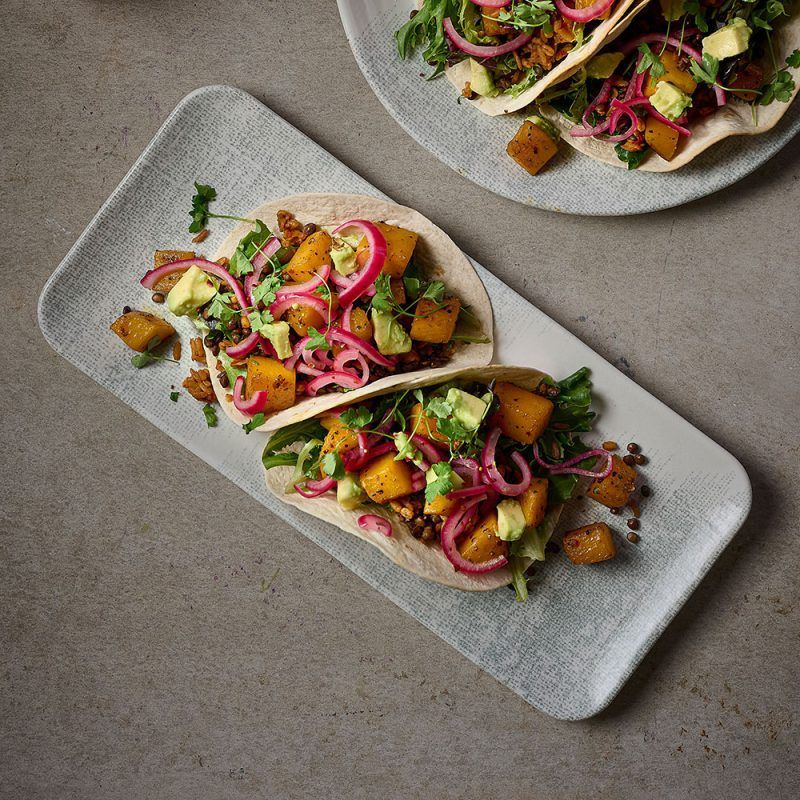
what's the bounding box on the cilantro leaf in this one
[424,462,456,504]
[189,182,217,233]
[305,326,330,352]
[682,0,708,33]
[242,413,266,434]
[207,291,236,323]
[228,220,276,278]
[340,406,373,430]
[252,274,283,307]
[787,49,800,69]
[371,273,395,314]
[689,52,719,86]
[202,404,218,428]
[637,44,665,79]
[760,70,796,105]
[169,391,179,402]
[420,281,446,303]
[321,452,346,480]
[425,396,452,419]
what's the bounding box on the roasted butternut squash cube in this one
[356,222,418,278]
[320,418,360,459]
[424,490,459,518]
[458,512,508,564]
[409,402,449,444]
[284,230,332,282]
[285,303,325,337]
[110,311,175,352]
[519,477,549,528]
[576,0,610,18]
[644,115,680,161]
[152,250,196,293]
[410,296,461,343]
[644,50,697,97]
[348,306,373,342]
[359,452,415,503]
[320,414,341,431]
[244,356,296,413]
[562,522,616,565]
[493,381,554,444]
[507,120,559,176]
[390,277,406,305]
[587,455,637,509]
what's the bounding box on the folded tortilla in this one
[539,13,800,171]
[263,365,565,592]
[205,194,493,432]
[439,0,646,116]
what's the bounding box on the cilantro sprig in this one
[188,182,255,234]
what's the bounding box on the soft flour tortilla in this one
[206,194,493,432]
[438,0,645,116]
[263,365,565,592]
[539,14,800,171]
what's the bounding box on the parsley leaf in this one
[760,71,796,105]
[424,462,456,504]
[637,44,665,79]
[340,406,373,430]
[243,413,266,434]
[321,452,346,480]
[689,52,719,86]
[229,220,276,278]
[189,182,217,233]
[202,404,218,428]
[305,326,330,352]
[169,391,179,402]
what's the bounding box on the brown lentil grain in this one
[627,532,640,543]
[152,292,165,304]
[627,518,640,530]
[627,442,640,454]
[122,305,132,314]
[634,453,647,465]
[623,454,636,466]
[641,485,651,497]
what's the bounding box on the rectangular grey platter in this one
[38,85,751,720]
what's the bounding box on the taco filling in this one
[263,367,639,598]
[116,188,489,430]
[540,0,799,168]
[396,1,632,99]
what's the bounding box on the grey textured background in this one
[2,1,799,798]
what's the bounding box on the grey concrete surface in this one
[2,1,799,798]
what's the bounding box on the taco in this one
[395,0,645,116]
[261,365,628,598]
[136,192,493,432]
[536,0,800,171]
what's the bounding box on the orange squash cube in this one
[319,419,360,460]
[493,381,554,444]
[244,356,296,413]
[587,455,637,509]
[507,120,559,176]
[409,402,449,444]
[348,306,373,342]
[359,452,415,503]
[356,222,418,278]
[458,512,508,564]
[645,116,680,161]
[110,311,175,352]
[152,250,196,293]
[410,296,461,343]
[562,523,617,565]
[519,478,549,528]
[285,304,325,337]
[284,230,332,282]
[644,50,697,97]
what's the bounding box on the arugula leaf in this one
[424,461,456,504]
[637,44,665,80]
[189,182,217,233]
[340,406,373,430]
[305,326,330,352]
[262,418,328,470]
[321,452,346,481]
[508,557,531,602]
[242,413,266,434]
[689,52,719,86]
[202,404,218,428]
[228,220,275,278]
[169,391,179,402]
[614,144,648,171]
[395,0,462,79]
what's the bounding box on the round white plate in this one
[338,0,800,215]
